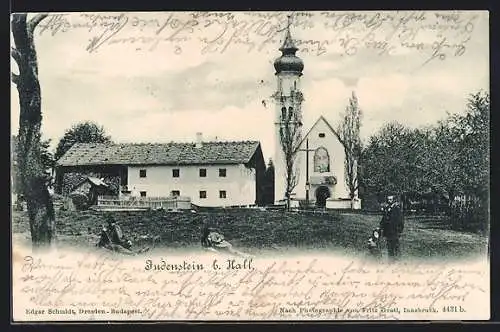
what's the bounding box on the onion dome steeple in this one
[273,15,304,75]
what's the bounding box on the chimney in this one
[195,132,203,148]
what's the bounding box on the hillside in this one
[11,209,488,260]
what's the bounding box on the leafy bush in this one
[70,193,90,211]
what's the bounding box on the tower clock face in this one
[314,147,330,173]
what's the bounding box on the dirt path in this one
[339,213,488,259]
[340,213,486,242]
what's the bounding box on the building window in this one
[139,169,147,178]
[281,107,286,120]
[219,190,227,199]
[199,191,207,199]
[172,169,179,177]
[171,190,180,197]
[199,169,207,177]
[314,147,330,173]
[319,133,325,138]
[219,168,226,177]
[140,191,147,197]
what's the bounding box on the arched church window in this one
[281,107,286,120]
[294,81,297,90]
[314,147,330,173]
[288,106,293,118]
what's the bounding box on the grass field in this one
[11,209,489,260]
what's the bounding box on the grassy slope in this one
[11,209,488,259]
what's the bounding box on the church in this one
[54,16,361,210]
[271,18,361,209]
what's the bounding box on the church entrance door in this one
[315,186,331,208]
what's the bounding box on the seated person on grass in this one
[97,215,134,254]
[201,226,247,257]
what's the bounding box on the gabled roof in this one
[87,177,108,187]
[73,176,109,190]
[56,141,262,167]
[299,115,344,147]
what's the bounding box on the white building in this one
[272,17,361,209]
[55,135,267,207]
[56,17,360,210]
[295,116,361,209]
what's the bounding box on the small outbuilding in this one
[71,176,113,206]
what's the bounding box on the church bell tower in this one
[272,15,304,204]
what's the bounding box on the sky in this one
[10,11,489,161]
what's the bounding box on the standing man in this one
[380,195,404,260]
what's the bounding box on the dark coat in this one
[98,223,130,249]
[97,228,111,248]
[380,203,404,238]
[109,224,124,244]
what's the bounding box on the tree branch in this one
[28,13,48,34]
[11,46,22,65]
[11,14,28,52]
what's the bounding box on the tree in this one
[54,121,112,161]
[457,91,489,198]
[338,92,362,208]
[11,135,20,194]
[40,138,55,174]
[443,91,489,230]
[12,135,54,195]
[420,92,489,210]
[426,119,463,206]
[362,90,489,227]
[263,158,275,205]
[279,103,303,210]
[11,13,55,249]
[362,122,425,199]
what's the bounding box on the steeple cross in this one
[286,14,293,30]
[277,13,294,33]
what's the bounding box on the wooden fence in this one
[96,195,192,211]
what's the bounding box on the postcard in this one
[10,10,490,322]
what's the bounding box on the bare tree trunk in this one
[339,92,362,210]
[280,106,302,212]
[11,13,55,250]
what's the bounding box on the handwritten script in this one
[34,11,483,66]
[12,250,489,321]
